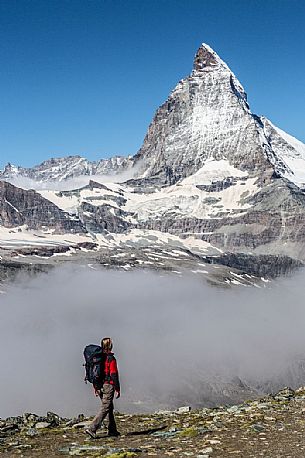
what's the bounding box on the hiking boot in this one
[108,430,120,437]
[85,428,97,439]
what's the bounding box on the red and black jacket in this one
[103,352,120,392]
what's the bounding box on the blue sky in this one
[0,0,304,169]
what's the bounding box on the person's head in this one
[101,337,113,353]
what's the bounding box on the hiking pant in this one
[90,383,117,433]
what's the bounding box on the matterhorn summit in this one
[133,43,273,184]
[132,44,305,191]
[1,43,305,286]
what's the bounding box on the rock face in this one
[0,181,85,233]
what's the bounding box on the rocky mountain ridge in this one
[0,155,133,184]
[1,44,305,283]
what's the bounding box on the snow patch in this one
[180,159,248,186]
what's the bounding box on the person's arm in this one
[109,357,120,397]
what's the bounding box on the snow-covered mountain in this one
[132,44,305,189]
[0,155,133,184]
[1,44,305,285]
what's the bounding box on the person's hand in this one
[94,387,100,397]
[115,391,120,399]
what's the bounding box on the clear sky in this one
[0,0,304,169]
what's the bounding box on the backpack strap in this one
[104,354,113,382]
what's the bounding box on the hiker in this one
[85,337,120,438]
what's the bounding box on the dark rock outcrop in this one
[79,202,133,233]
[204,253,302,278]
[0,181,86,233]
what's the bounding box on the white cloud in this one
[0,266,305,417]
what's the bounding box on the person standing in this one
[85,337,120,438]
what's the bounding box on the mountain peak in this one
[3,162,19,175]
[193,43,225,71]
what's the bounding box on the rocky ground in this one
[1,387,305,457]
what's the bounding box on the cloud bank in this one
[1,266,305,418]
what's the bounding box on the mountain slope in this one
[262,117,305,188]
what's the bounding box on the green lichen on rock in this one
[106,453,137,458]
[178,426,198,437]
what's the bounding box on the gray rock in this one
[46,411,61,427]
[274,387,295,401]
[35,422,51,429]
[71,421,91,429]
[26,428,39,437]
[251,423,265,432]
[199,447,213,455]
[23,413,39,424]
[177,406,191,413]
[58,444,107,455]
